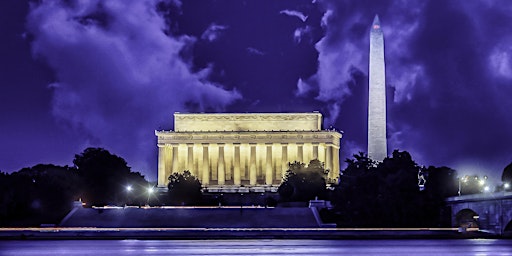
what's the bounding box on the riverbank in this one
[0,227,501,240]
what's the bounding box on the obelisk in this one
[368,15,387,161]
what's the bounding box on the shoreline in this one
[0,227,505,240]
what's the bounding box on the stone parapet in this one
[174,112,322,132]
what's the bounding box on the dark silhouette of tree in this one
[376,150,422,227]
[73,147,147,206]
[0,165,81,226]
[278,159,328,202]
[502,162,512,183]
[0,148,147,225]
[334,152,379,226]
[0,171,35,226]
[334,150,438,227]
[344,152,377,175]
[167,170,202,205]
[420,166,458,226]
[333,150,467,227]
[422,166,458,198]
[19,164,82,220]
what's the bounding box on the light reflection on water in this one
[1,239,512,256]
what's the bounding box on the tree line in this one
[0,148,147,226]
[2,146,511,227]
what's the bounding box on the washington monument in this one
[368,15,387,161]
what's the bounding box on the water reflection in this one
[1,239,512,256]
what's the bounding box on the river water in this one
[1,239,511,256]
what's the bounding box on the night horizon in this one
[2,0,512,185]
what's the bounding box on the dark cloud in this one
[290,0,512,182]
[24,0,240,179]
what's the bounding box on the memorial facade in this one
[156,112,342,192]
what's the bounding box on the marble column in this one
[233,143,241,185]
[265,143,273,185]
[325,145,333,173]
[332,146,340,183]
[187,144,194,175]
[165,146,173,180]
[171,144,179,173]
[202,143,209,185]
[249,143,257,185]
[157,145,166,187]
[218,144,225,185]
[313,143,319,160]
[281,143,288,178]
[297,143,304,163]
[178,144,187,172]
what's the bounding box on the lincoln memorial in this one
[155,112,342,192]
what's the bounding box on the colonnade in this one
[157,142,340,187]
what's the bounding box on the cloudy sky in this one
[1,0,511,184]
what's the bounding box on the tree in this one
[376,150,422,227]
[278,159,328,202]
[334,150,426,227]
[167,170,202,205]
[502,162,512,184]
[73,147,147,206]
[421,166,458,226]
[333,152,380,227]
[0,164,82,226]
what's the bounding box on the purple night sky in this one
[1,0,511,184]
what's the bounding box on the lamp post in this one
[458,178,461,196]
[146,187,154,206]
[125,185,132,206]
[479,176,488,193]
[458,176,468,196]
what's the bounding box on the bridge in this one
[446,192,512,235]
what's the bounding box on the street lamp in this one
[458,176,468,196]
[146,187,154,206]
[125,185,133,206]
[504,183,510,190]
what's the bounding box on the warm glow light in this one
[479,180,485,186]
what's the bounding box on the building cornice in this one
[156,130,341,147]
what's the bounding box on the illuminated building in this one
[156,112,342,192]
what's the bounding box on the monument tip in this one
[372,15,381,30]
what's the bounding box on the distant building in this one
[155,112,342,192]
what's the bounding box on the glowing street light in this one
[458,176,469,196]
[484,186,490,192]
[504,183,510,190]
[126,185,133,192]
[146,187,154,206]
